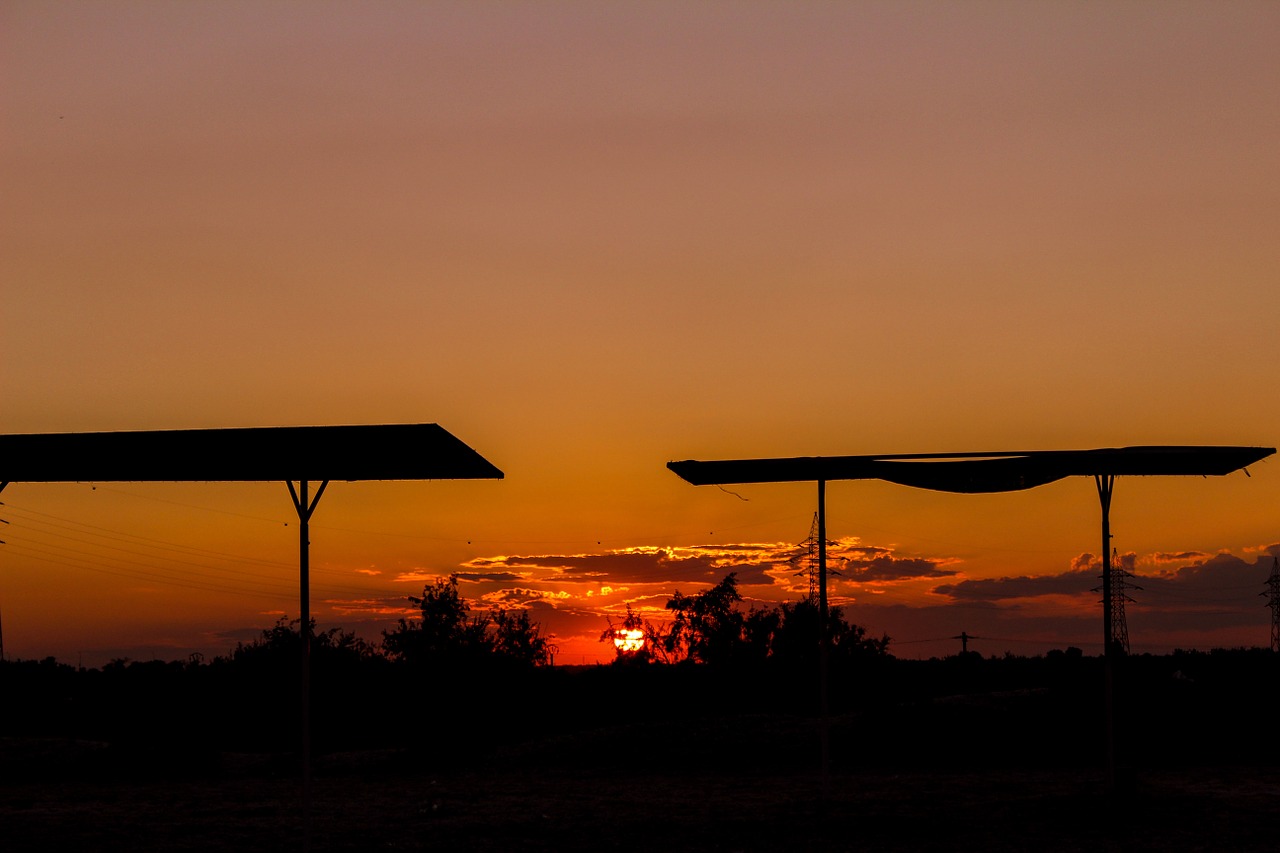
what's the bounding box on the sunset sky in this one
[3,2,1278,666]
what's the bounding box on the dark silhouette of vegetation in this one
[600,603,668,664]
[382,574,554,668]
[5,637,1280,784]
[763,597,892,665]
[231,616,381,668]
[7,572,1280,791]
[663,573,749,664]
[605,573,891,668]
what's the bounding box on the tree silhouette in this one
[383,574,554,667]
[608,574,890,669]
[600,603,670,664]
[664,573,748,665]
[230,617,379,668]
[489,607,556,666]
[766,598,890,665]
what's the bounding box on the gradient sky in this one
[3,1,1278,666]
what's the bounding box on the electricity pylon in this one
[1109,548,1140,655]
[788,512,842,603]
[789,513,822,602]
[1095,547,1140,655]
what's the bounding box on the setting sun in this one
[613,629,645,653]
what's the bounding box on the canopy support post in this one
[1096,473,1116,788]
[817,478,830,781]
[287,478,328,850]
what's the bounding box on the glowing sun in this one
[613,629,645,653]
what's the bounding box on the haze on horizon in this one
[2,1,1277,666]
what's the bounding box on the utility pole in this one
[286,479,328,853]
[1,481,7,664]
[1088,515,1141,790]
[951,631,981,654]
[1262,556,1280,653]
[787,496,842,781]
[1095,474,1117,787]
[817,479,830,779]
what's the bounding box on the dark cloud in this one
[1069,552,1137,573]
[465,546,777,585]
[324,596,417,617]
[1151,550,1210,564]
[844,555,957,581]
[844,545,894,558]
[931,549,1265,604]
[921,550,1277,653]
[618,593,677,610]
[479,588,571,606]
[933,570,1096,601]
[702,544,784,554]
[756,544,1273,660]
[453,571,528,583]
[436,540,1280,660]
[1071,552,1100,572]
[846,601,1103,656]
[1150,551,1271,590]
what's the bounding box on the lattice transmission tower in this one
[1107,548,1141,655]
[788,513,842,603]
[1262,556,1280,653]
[789,512,822,603]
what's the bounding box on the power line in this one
[3,502,398,586]
[1,511,411,602]
[82,484,814,547]
[4,503,294,568]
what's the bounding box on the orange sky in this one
[2,2,1278,665]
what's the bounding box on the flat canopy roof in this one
[668,446,1274,494]
[0,424,504,483]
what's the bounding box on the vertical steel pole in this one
[2,483,10,665]
[287,479,327,851]
[1096,474,1115,787]
[299,480,311,814]
[817,478,830,778]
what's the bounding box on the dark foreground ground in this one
[5,651,1280,850]
[4,732,1279,852]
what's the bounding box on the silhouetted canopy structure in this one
[667,442,1274,783]
[0,422,502,817]
[0,423,503,483]
[668,446,1273,492]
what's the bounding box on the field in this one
[4,737,1279,852]
[4,651,1280,851]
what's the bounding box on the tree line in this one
[600,572,890,667]
[6,573,1280,775]
[228,571,889,671]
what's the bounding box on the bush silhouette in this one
[382,574,554,669]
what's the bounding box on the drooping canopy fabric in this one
[0,423,504,483]
[668,446,1274,493]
